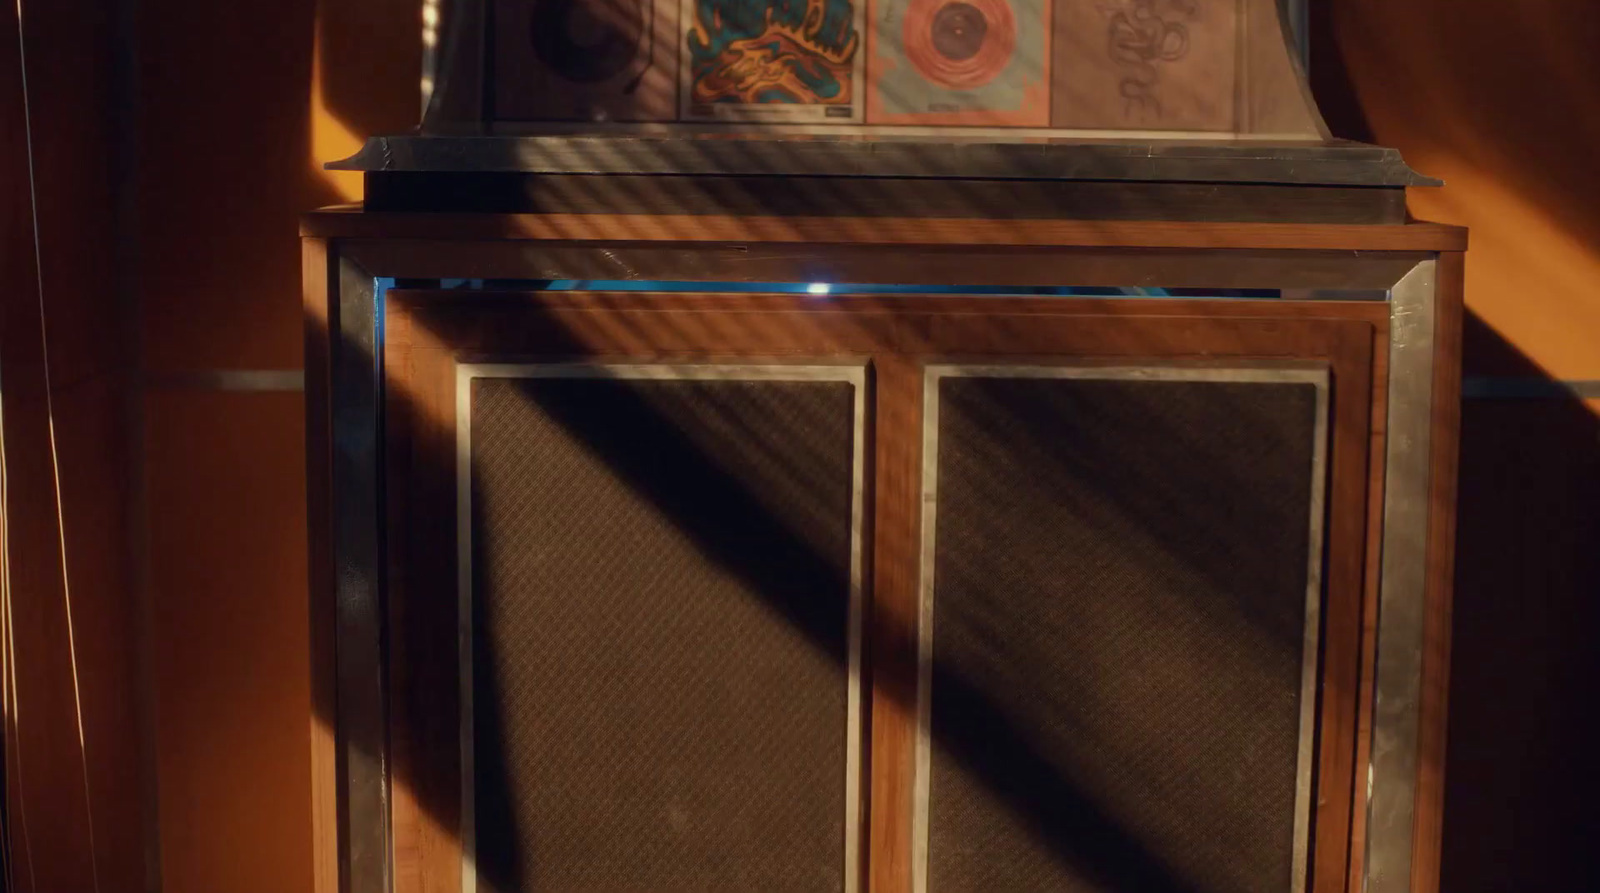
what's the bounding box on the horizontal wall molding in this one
[146,370,305,392]
[1463,377,1600,401]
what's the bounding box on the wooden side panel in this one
[1309,323,1375,893]
[303,211,1468,252]
[868,354,921,893]
[304,238,340,893]
[387,344,464,893]
[1346,315,1392,892]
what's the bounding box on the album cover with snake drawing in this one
[1051,0,1237,131]
[493,0,680,121]
[867,0,1049,125]
[679,0,867,122]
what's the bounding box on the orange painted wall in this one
[1314,0,1600,380]
[131,1,413,891]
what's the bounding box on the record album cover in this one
[681,0,866,122]
[868,0,1050,125]
[1051,0,1237,131]
[493,0,679,122]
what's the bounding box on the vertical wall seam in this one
[107,0,161,886]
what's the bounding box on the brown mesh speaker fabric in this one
[927,374,1321,893]
[468,372,859,893]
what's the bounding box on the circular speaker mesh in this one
[529,0,644,84]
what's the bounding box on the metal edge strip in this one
[454,360,869,893]
[1364,259,1438,893]
[845,364,869,893]
[1291,369,1332,893]
[456,363,477,893]
[913,362,1332,893]
[333,259,390,893]
[912,364,940,893]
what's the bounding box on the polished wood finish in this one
[343,240,1432,292]
[868,354,920,893]
[1312,324,1377,893]
[302,209,1467,252]
[381,290,1381,893]
[1347,316,1392,892]
[387,344,463,893]
[362,174,1410,225]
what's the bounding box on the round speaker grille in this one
[529,0,644,84]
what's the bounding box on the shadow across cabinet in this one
[302,205,1464,893]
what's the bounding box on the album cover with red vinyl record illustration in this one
[493,0,679,122]
[680,0,866,123]
[868,0,1049,125]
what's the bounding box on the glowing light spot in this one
[807,283,831,295]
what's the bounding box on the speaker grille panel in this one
[922,370,1323,893]
[466,369,861,893]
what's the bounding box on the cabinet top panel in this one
[327,134,1438,187]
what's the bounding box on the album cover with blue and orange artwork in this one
[680,0,866,122]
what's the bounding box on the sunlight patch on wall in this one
[1406,152,1600,380]
[310,17,364,203]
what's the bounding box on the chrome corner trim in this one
[456,363,477,893]
[1364,258,1439,893]
[455,362,870,893]
[913,363,1330,893]
[332,257,391,893]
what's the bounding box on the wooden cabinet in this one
[304,207,1464,893]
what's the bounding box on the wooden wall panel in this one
[3,0,143,889]
[52,380,146,893]
[1442,395,1600,892]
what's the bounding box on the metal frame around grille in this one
[913,364,1331,893]
[454,362,870,893]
